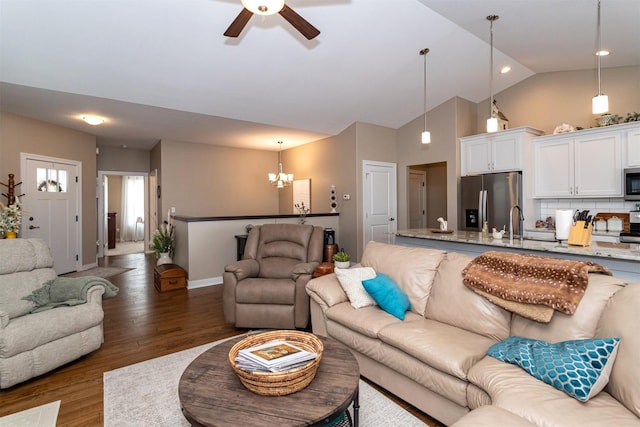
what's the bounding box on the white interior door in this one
[409,170,427,228]
[21,154,80,274]
[363,161,397,246]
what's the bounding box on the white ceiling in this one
[1,0,638,151]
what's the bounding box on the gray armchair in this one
[223,223,323,329]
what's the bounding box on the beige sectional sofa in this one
[305,241,640,426]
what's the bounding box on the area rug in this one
[0,400,60,427]
[103,337,427,427]
[62,266,134,279]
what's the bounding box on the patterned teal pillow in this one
[488,336,620,401]
[362,273,411,320]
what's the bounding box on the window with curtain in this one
[120,176,144,242]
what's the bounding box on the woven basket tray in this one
[229,330,324,396]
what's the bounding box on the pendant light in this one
[486,15,499,133]
[268,141,294,188]
[592,0,609,114]
[420,48,431,144]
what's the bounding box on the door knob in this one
[389,218,395,221]
[29,225,41,230]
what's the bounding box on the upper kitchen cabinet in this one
[461,127,544,176]
[625,124,640,167]
[532,124,640,198]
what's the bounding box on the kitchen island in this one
[395,229,640,281]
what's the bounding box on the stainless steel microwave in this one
[625,167,640,201]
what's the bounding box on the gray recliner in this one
[223,223,323,329]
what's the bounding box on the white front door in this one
[21,154,80,274]
[363,161,397,246]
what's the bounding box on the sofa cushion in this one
[325,302,406,339]
[450,405,538,427]
[468,356,640,426]
[0,302,104,358]
[488,336,620,401]
[510,273,625,342]
[596,282,640,418]
[334,267,377,309]
[378,318,497,381]
[360,241,445,316]
[0,238,53,275]
[426,252,511,341]
[362,273,410,320]
[236,278,295,304]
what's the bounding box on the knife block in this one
[568,221,592,246]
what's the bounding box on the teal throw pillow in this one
[488,336,620,401]
[362,273,411,320]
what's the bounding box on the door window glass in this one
[36,167,67,192]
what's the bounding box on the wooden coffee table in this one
[179,333,360,427]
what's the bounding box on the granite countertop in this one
[395,229,640,262]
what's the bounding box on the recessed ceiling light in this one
[82,115,105,125]
[500,66,511,74]
[596,50,610,56]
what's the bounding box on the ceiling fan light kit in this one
[225,1,320,40]
[241,0,284,15]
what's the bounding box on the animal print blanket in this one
[462,251,611,316]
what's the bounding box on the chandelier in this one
[268,141,294,188]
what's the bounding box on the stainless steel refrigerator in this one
[459,171,522,234]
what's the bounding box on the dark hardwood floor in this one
[0,253,444,426]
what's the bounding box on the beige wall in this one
[355,122,397,258]
[2,65,637,269]
[476,65,640,135]
[107,175,122,215]
[158,139,280,219]
[396,97,463,231]
[0,112,97,266]
[97,145,150,172]
[280,124,359,258]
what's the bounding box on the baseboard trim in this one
[187,276,222,289]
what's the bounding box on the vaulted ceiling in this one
[1,0,638,151]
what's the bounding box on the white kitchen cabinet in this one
[533,125,624,198]
[625,125,640,167]
[461,127,543,175]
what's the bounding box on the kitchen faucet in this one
[509,205,524,243]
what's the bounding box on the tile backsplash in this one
[537,198,637,223]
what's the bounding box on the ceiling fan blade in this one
[278,4,320,40]
[224,8,253,38]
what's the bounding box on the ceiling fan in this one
[224,0,320,40]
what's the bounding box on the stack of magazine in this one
[235,340,317,373]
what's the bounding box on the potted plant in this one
[0,202,22,239]
[333,250,350,269]
[150,222,175,265]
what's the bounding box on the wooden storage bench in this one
[154,263,187,292]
